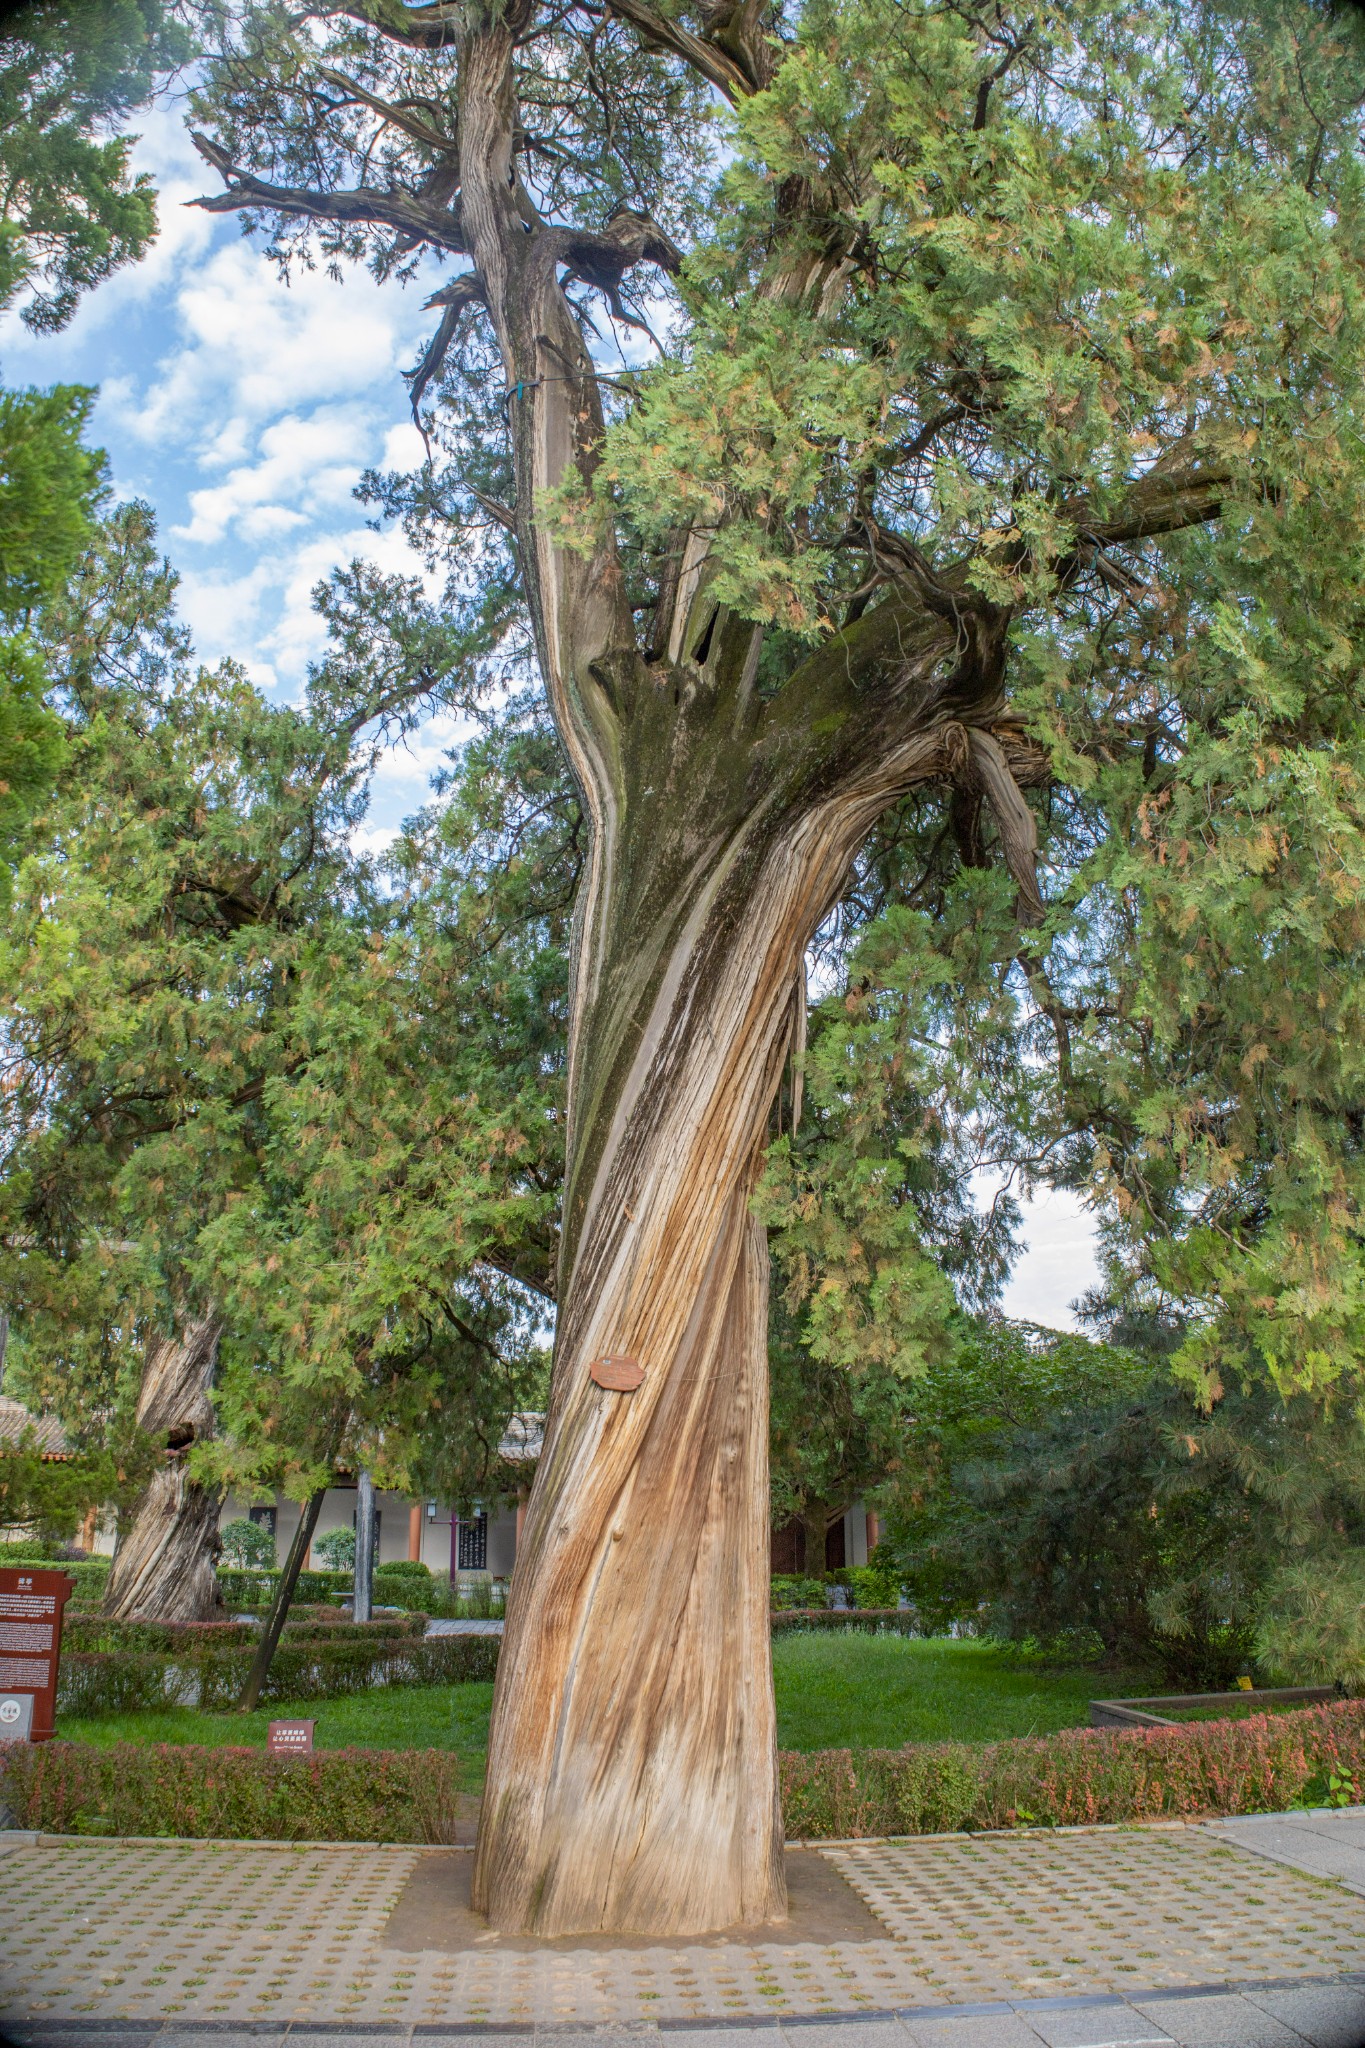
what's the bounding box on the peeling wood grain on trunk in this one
[103,1317,225,1624]
[474,730,950,1934]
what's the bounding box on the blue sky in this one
[2,87,1100,1325]
[0,94,468,853]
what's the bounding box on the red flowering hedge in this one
[779,1699,1365,1837]
[1,1741,460,1843]
[6,1700,1362,1845]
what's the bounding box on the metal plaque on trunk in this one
[590,1353,645,1392]
[268,1719,315,1756]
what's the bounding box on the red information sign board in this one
[267,1719,315,1756]
[0,1566,75,1742]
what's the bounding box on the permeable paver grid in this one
[827,1828,1365,2004]
[2,1828,1365,2029]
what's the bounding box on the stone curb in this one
[5,1970,1365,2035]
[1,1814,1245,1854]
[14,1834,422,1851]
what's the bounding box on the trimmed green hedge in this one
[9,1699,1365,1845]
[6,1553,484,1619]
[3,1741,459,1842]
[771,1608,921,1634]
[48,1559,109,1608]
[56,1629,500,1717]
[64,1616,260,1653]
[62,1609,429,1654]
[216,1566,353,1607]
[779,1698,1365,1836]
[217,1564,488,1618]
[0,1553,108,1609]
[374,1573,474,1616]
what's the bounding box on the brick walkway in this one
[2,1822,1365,2046]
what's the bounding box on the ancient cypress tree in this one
[185,0,1365,1931]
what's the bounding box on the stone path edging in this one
[3,1815,1212,1856]
[6,1975,1365,2048]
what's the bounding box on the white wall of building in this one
[218,1488,519,1580]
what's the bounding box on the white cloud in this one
[999,1188,1102,1332]
[128,241,414,446]
[364,706,479,834]
[1,84,447,701]
[172,408,372,545]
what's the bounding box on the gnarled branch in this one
[188,131,468,253]
[1062,455,1231,551]
[320,0,464,53]
[599,0,754,101]
[317,66,461,156]
[406,271,487,421]
[965,726,1045,924]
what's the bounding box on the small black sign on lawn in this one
[268,1718,315,1756]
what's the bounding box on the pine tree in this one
[0,0,189,891]
[1,509,515,1612]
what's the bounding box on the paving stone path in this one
[3,1818,1365,2048]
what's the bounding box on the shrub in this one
[0,1537,92,1562]
[312,1527,355,1570]
[771,1574,828,1609]
[371,1571,490,1618]
[2,1741,459,1842]
[216,1566,351,1608]
[830,1563,905,1608]
[219,1518,277,1570]
[61,1610,429,1656]
[778,1699,1365,1837]
[56,1629,500,1717]
[771,1608,922,1634]
[375,1558,430,1579]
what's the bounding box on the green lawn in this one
[771,1634,1150,1748]
[60,1683,496,1789]
[57,1635,1141,1792]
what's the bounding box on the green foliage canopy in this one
[0,0,188,332]
[1,504,562,1510]
[182,0,1365,1419]
[0,0,187,895]
[879,1319,1365,1686]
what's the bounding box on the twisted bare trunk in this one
[451,3,971,1937]
[103,1315,225,1623]
[473,636,955,1929]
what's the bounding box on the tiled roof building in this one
[0,1392,70,1459]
